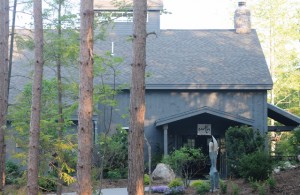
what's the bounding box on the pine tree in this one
[0,0,9,191]
[77,0,94,194]
[27,0,44,194]
[128,0,147,194]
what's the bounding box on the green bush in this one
[291,127,300,156]
[225,125,265,177]
[144,174,150,185]
[248,177,259,192]
[238,151,273,181]
[275,132,295,156]
[163,147,207,187]
[274,127,300,161]
[94,128,128,181]
[231,182,239,195]
[168,178,183,188]
[196,181,210,195]
[107,169,122,179]
[219,180,227,194]
[190,180,204,188]
[5,161,22,185]
[38,175,57,192]
[267,176,276,191]
[258,183,266,195]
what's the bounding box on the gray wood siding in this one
[97,90,268,150]
[100,11,161,36]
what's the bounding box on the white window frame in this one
[96,11,148,23]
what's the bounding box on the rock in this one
[274,167,280,173]
[284,161,296,169]
[152,163,175,182]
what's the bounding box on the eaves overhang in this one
[268,103,300,126]
[94,0,163,11]
[155,106,254,127]
[114,83,273,90]
[145,84,273,90]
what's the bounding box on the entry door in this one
[195,135,209,154]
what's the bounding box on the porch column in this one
[163,124,168,156]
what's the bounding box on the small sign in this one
[197,124,211,135]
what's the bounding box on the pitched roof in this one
[155,106,254,127]
[94,0,163,11]
[95,29,273,90]
[268,103,300,126]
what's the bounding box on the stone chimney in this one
[234,2,251,34]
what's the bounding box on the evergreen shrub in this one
[168,178,183,188]
[38,174,57,192]
[225,125,265,177]
[163,147,207,187]
[195,181,210,195]
[219,180,227,194]
[239,150,273,181]
[144,174,150,185]
[5,161,22,185]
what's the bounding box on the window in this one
[96,11,149,23]
[184,138,195,148]
[96,11,134,22]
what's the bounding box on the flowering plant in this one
[164,186,185,195]
[150,185,169,193]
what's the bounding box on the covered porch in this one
[155,104,300,178]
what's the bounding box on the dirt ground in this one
[224,165,300,195]
[5,165,299,194]
[88,165,300,195]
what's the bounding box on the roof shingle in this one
[95,29,273,90]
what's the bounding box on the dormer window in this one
[96,11,134,22]
[95,11,149,23]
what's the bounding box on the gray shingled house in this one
[93,0,300,176]
[7,1,300,176]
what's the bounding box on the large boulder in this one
[152,163,175,182]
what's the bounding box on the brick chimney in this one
[234,2,251,34]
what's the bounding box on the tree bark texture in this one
[128,0,147,194]
[27,0,44,194]
[77,0,94,194]
[0,0,9,191]
[56,1,63,194]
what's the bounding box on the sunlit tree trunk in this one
[128,0,147,194]
[0,0,9,191]
[77,0,94,194]
[27,0,44,194]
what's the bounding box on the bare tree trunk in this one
[77,0,94,194]
[8,0,17,93]
[128,0,147,194]
[27,0,44,194]
[0,0,9,192]
[56,1,64,194]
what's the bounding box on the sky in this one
[14,0,241,29]
[160,0,238,29]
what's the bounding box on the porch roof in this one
[268,103,300,131]
[155,106,254,127]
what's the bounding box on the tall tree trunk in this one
[27,0,44,194]
[0,0,9,191]
[128,0,147,194]
[56,1,64,194]
[8,0,17,93]
[77,0,94,194]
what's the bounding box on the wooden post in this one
[163,124,168,156]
